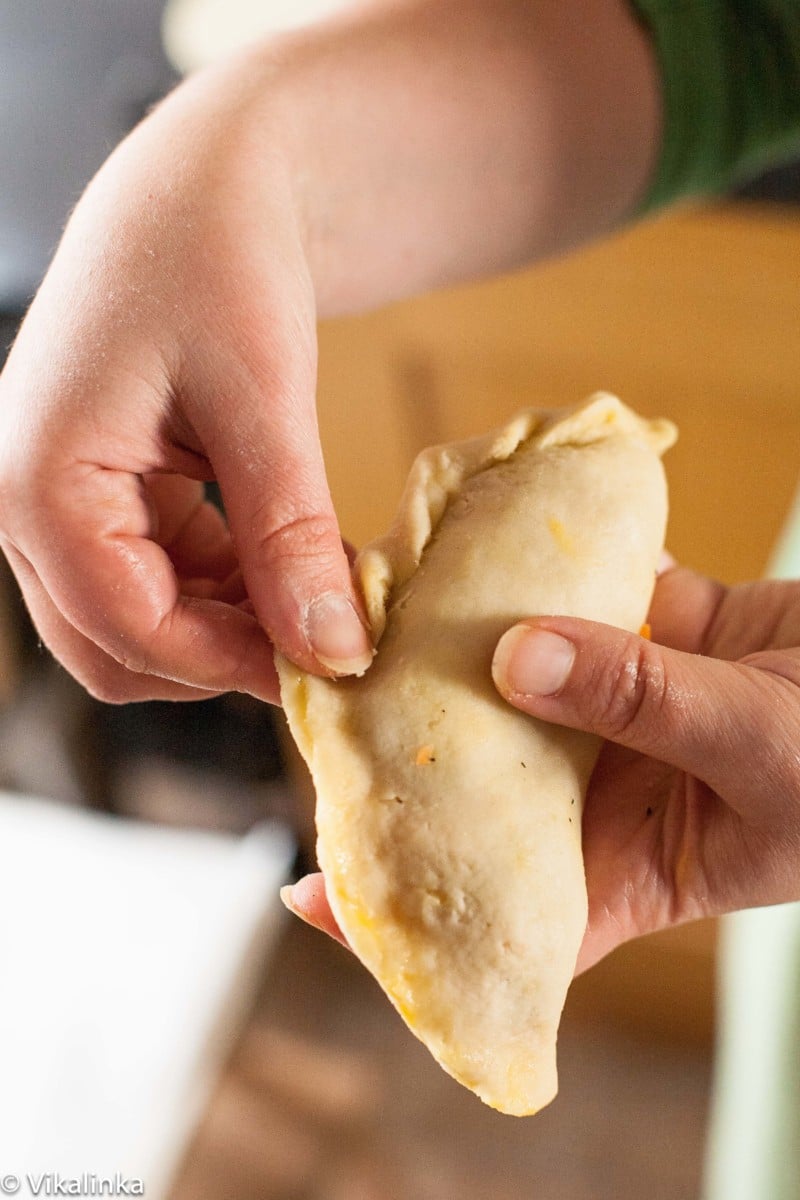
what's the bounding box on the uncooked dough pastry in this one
[277,393,676,1115]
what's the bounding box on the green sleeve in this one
[627,0,800,210]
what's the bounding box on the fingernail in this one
[281,875,321,915]
[280,876,322,923]
[304,591,374,676]
[493,626,575,697]
[279,881,314,928]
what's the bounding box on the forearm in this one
[170,0,662,317]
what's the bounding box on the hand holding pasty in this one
[278,394,675,1114]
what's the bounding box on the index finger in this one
[14,461,280,701]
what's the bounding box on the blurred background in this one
[1,2,799,1197]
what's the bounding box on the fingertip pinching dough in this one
[277,393,676,1116]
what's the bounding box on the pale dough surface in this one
[278,394,675,1115]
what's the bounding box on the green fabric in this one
[628,1,800,209]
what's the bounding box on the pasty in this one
[277,393,675,1115]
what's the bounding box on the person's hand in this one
[495,563,800,969]
[283,564,800,971]
[0,0,663,705]
[0,52,373,704]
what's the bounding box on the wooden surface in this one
[317,203,800,585]
[170,918,712,1200]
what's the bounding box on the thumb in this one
[491,616,790,819]
[188,328,373,679]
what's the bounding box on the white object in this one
[163,0,362,72]
[703,497,800,1199]
[0,792,294,1197]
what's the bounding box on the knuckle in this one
[113,638,153,678]
[252,509,342,574]
[79,664,136,705]
[83,678,131,705]
[592,634,668,745]
[111,602,184,681]
[228,617,271,693]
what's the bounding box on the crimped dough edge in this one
[357,392,676,641]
